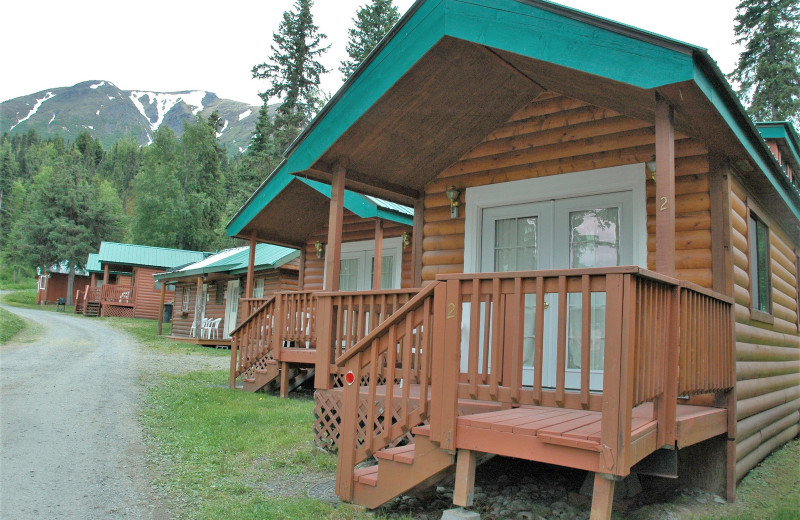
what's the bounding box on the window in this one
[181,287,190,312]
[253,278,265,298]
[215,282,224,304]
[749,212,771,313]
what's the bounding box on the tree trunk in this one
[66,267,75,306]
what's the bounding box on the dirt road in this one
[0,303,173,519]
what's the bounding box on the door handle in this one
[543,301,550,309]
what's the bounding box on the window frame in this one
[747,206,773,323]
[181,286,191,313]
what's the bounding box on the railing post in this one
[229,337,239,389]
[315,296,334,389]
[436,279,462,452]
[335,353,362,501]
[599,273,628,476]
[273,294,284,362]
[659,285,680,448]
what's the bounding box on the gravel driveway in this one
[1,303,174,519]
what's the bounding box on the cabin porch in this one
[332,267,735,519]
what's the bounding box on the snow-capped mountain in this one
[0,81,262,153]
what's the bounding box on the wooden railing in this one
[315,289,420,388]
[334,267,735,499]
[277,291,317,350]
[86,286,101,303]
[100,284,135,304]
[229,296,276,387]
[74,289,85,314]
[240,297,273,317]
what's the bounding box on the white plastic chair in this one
[204,318,222,339]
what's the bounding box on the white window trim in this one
[463,164,647,273]
[324,237,403,290]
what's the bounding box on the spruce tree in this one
[251,0,328,156]
[340,0,400,81]
[729,0,800,123]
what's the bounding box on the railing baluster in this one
[580,274,591,408]
[383,324,397,442]
[402,315,413,425]
[511,277,524,404]
[534,277,545,403]
[468,279,481,397]
[555,275,567,405]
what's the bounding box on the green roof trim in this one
[296,178,414,225]
[154,244,299,281]
[97,242,207,270]
[756,122,800,175]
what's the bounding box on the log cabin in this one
[225,1,800,518]
[76,242,207,319]
[153,244,299,348]
[227,175,415,396]
[36,261,90,306]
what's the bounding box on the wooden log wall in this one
[301,211,413,290]
[423,91,713,288]
[133,267,176,320]
[729,177,800,481]
[39,274,90,304]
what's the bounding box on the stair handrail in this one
[335,281,440,501]
[335,283,438,367]
[230,295,275,338]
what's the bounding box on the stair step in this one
[353,465,379,487]
[411,424,431,437]
[375,444,416,464]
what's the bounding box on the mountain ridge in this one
[0,80,262,154]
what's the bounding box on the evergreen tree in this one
[107,137,141,214]
[340,0,400,81]
[251,0,329,156]
[729,0,800,123]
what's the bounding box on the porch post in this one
[102,264,109,285]
[655,94,676,276]
[245,232,256,299]
[194,276,204,339]
[413,196,424,287]
[298,248,306,290]
[372,219,383,289]
[324,162,346,291]
[157,279,167,335]
[90,273,96,287]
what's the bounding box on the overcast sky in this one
[0,0,743,106]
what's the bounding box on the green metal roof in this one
[97,242,207,270]
[154,244,299,281]
[756,122,800,181]
[86,253,101,273]
[227,0,799,236]
[296,178,414,224]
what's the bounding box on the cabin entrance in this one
[463,165,646,392]
[224,280,240,338]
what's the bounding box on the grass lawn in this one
[141,370,388,520]
[0,306,26,343]
[0,288,76,313]
[105,317,229,358]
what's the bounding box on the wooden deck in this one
[167,335,232,347]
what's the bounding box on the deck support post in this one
[324,163,346,291]
[373,219,384,290]
[245,233,256,299]
[655,94,676,276]
[157,279,167,335]
[453,449,477,507]
[280,361,290,398]
[589,473,616,520]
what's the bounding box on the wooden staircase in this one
[84,301,101,317]
[243,359,280,392]
[242,359,315,395]
[351,425,454,508]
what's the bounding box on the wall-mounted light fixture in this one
[645,156,657,182]
[445,185,461,219]
[401,231,411,249]
[314,240,324,258]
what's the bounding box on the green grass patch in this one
[681,437,800,520]
[0,289,75,313]
[0,306,26,343]
[141,370,376,520]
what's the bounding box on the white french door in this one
[328,238,403,291]
[477,191,633,391]
[224,280,240,338]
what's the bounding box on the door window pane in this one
[339,258,359,291]
[569,208,620,268]
[494,216,538,272]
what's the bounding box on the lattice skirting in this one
[239,353,275,381]
[313,389,416,452]
[101,304,134,318]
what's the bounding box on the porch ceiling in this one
[308,37,544,194]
